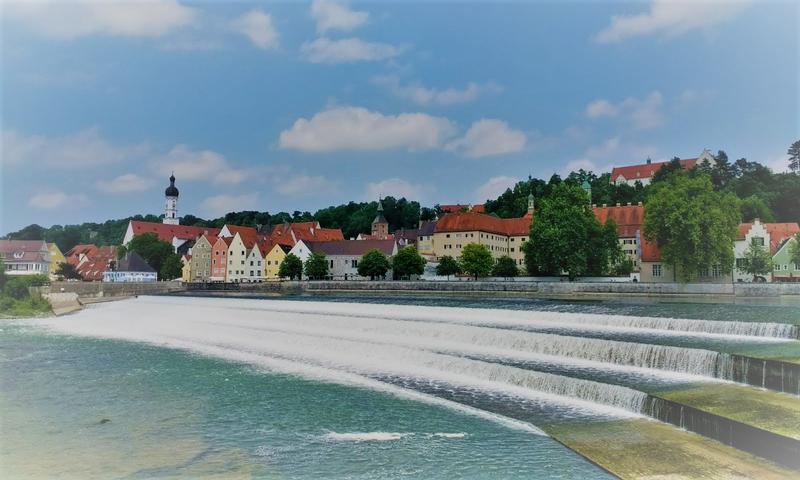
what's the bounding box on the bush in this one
[3,277,32,300]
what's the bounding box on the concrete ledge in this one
[43,292,83,316]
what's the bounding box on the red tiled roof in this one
[129,221,220,243]
[65,244,99,259]
[737,222,800,254]
[640,239,662,262]
[440,204,485,214]
[76,246,117,281]
[611,159,697,182]
[435,212,533,237]
[269,222,344,246]
[593,204,644,237]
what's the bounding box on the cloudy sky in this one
[1,0,797,232]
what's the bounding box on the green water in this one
[0,324,611,479]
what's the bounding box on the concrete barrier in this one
[43,292,82,316]
[185,280,800,298]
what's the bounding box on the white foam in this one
[322,432,409,442]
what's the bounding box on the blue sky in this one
[1,0,797,233]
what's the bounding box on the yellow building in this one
[47,243,66,280]
[264,243,290,279]
[181,255,192,282]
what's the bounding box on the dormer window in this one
[13,251,23,259]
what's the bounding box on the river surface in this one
[2,294,799,479]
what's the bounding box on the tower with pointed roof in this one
[371,198,389,239]
[526,193,535,216]
[163,173,179,225]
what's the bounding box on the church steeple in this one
[163,173,179,225]
[527,193,535,215]
[371,198,389,239]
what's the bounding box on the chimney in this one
[627,202,632,206]
[592,204,596,208]
[616,202,621,207]
[602,203,607,208]
[637,201,643,206]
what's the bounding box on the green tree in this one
[643,172,740,282]
[459,243,494,280]
[55,262,82,280]
[788,140,800,174]
[650,157,684,184]
[435,255,461,279]
[391,246,426,280]
[125,233,174,276]
[523,182,598,280]
[0,258,6,291]
[304,252,329,280]
[737,240,774,281]
[358,249,391,280]
[739,195,775,222]
[116,244,128,260]
[491,255,519,278]
[159,254,183,281]
[278,253,303,280]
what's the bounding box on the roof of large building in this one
[77,246,117,281]
[640,239,662,263]
[440,204,485,214]
[610,158,697,182]
[737,222,800,254]
[306,239,397,256]
[435,211,532,237]
[0,239,48,263]
[115,251,155,273]
[418,220,437,236]
[129,221,220,243]
[593,204,645,237]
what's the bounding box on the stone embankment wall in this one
[39,281,185,299]
[187,280,800,297]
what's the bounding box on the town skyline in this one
[2,1,798,233]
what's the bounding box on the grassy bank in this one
[0,272,52,318]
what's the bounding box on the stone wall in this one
[41,281,185,299]
[188,280,800,297]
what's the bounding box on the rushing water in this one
[3,294,800,478]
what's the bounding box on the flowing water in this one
[3,294,800,478]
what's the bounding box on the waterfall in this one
[162,296,797,340]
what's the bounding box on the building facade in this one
[0,240,50,276]
[104,252,157,283]
[299,239,398,280]
[772,235,800,282]
[47,243,65,280]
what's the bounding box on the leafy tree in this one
[278,253,303,280]
[491,255,519,278]
[459,243,494,280]
[788,140,800,174]
[0,258,6,291]
[650,158,684,184]
[611,258,635,277]
[587,218,625,276]
[304,252,329,280]
[391,246,426,279]
[159,254,183,281]
[116,244,128,260]
[523,182,598,280]
[643,172,740,282]
[737,240,774,281]
[55,262,82,280]
[125,232,174,276]
[739,195,775,222]
[435,256,461,279]
[358,249,391,280]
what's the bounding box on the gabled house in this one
[0,240,50,276]
[609,150,713,186]
[189,234,215,282]
[210,236,232,282]
[734,220,800,282]
[76,246,117,282]
[772,234,800,282]
[264,242,290,280]
[269,221,344,248]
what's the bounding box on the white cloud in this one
[301,37,402,64]
[596,0,750,43]
[5,0,197,39]
[28,191,88,210]
[585,99,619,118]
[446,119,527,158]
[200,193,260,217]
[1,127,146,168]
[152,145,245,184]
[276,175,339,196]
[311,0,368,33]
[372,75,502,106]
[474,176,519,202]
[365,178,431,201]
[96,174,153,193]
[585,91,664,129]
[232,9,278,50]
[279,106,457,153]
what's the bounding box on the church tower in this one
[526,193,535,216]
[371,198,389,239]
[163,173,179,225]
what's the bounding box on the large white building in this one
[610,150,714,186]
[289,239,398,280]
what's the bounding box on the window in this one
[446,234,450,238]
[736,258,746,268]
[510,248,514,252]
[329,260,334,268]
[250,261,254,266]
[652,264,662,277]
[711,265,723,277]
[752,237,765,247]
[351,259,358,268]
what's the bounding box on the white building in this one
[163,173,179,225]
[610,150,714,186]
[734,220,800,282]
[0,240,50,276]
[289,239,398,280]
